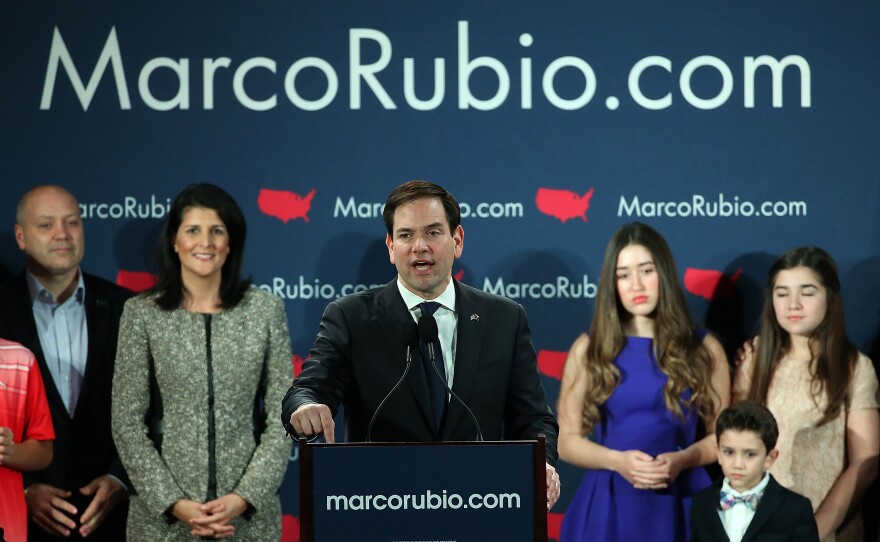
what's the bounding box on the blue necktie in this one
[419,302,447,429]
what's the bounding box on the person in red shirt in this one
[0,338,55,542]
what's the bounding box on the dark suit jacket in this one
[282,279,559,464]
[0,272,132,542]
[690,475,819,542]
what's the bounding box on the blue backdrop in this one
[3,2,879,539]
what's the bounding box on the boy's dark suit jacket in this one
[0,272,132,542]
[690,475,819,542]
[282,279,559,464]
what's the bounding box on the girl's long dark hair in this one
[574,222,717,434]
[747,246,857,426]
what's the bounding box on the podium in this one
[299,437,548,542]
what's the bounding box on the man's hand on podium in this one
[546,463,561,510]
[291,402,563,510]
[291,403,336,443]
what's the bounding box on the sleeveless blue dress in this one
[559,333,712,542]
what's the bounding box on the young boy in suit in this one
[690,400,819,542]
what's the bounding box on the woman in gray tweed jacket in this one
[112,184,292,541]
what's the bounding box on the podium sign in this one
[300,439,546,542]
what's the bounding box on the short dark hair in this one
[715,400,779,452]
[151,183,251,310]
[382,180,461,236]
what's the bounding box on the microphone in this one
[366,320,419,442]
[417,314,483,441]
[417,314,439,361]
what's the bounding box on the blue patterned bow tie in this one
[720,491,759,511]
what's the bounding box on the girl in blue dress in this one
[558,222,730,542]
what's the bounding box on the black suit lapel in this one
[376,281,435,436]
[75,275,110,419]
[4,273,69,419]
[442,280,485,439]
[704,479,731,542]
[741,477,784,542]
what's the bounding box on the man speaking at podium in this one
[283,180,561,509]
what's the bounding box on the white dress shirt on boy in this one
[718,472,770,542]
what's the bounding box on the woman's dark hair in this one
[151,183,250,310]
[747,246,857,426]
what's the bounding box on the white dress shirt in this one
[718,472,770,542]
[396,278,458,390]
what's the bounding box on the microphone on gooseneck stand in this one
[366,320,420,443]
[417,314,483,441]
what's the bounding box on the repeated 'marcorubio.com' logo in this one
[256,267,744,304]
[79,195,171,219]
[483,275,598,299]
[327,187,807,222]
[332,195,525,220]
[258,273,597,301]
[256,187,556,223]
[77,187,809,224]
[618,193,808,218]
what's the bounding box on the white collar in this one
[27,268,86,306]
[396,277,456,313]
[721,471,770,498]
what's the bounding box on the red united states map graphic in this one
[258,188,317,223]
[116,270,158,292]
[683,268,742,300]
[535,187,595,223]
[293,354,308,377]
[281,514,300,541]
[548,512,564,541]
[537,349,566,380]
